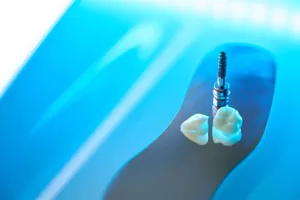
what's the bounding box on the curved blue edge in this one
[0,1,300,200]
[102,43,276,200]
[0,2,139,199]
[211,47,279,200]
[0,2,189,200]
[212,43,300,199]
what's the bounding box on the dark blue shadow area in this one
[0,2,185,200]
[104,44,276,200]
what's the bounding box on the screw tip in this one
[218,51,227,79]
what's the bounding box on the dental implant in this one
[212,51,230,117]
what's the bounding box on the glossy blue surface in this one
[0,1,299,199]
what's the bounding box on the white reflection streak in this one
[31,22,161,134]
[37,22,200,200]
[0,1,72,98]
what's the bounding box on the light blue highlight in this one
[0,0,300,200]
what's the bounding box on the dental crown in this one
[180,51,243,146]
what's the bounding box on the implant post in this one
[217,52,226,88]
[212,51,230,117]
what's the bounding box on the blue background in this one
[0,0,299,199]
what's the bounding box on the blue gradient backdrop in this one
[0,1,299,200]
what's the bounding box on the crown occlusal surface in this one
[212,106,243,146]
[180,114,209,145]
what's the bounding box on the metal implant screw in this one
[218,51,227,87]
[212,51,230,117]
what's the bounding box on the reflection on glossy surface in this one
[1,1,300,200]
[105,44,276,200]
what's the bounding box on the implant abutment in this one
[212,51,230,117]
[217,77,225,88]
